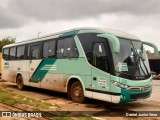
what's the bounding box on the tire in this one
[16,75,25,90]
[70,81,85,103]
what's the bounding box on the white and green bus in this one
[2,28,159,103]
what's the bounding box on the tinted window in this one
[92,43,109,72]
[31,45,42,59]
[57,37,78,58]
[3,48,9,60]
[43,40,55,58]
[17,46,25,59]
[78,33,110,72]
[78,33,108,56]
[10,47,16,60]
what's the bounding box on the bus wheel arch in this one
[67,78,85,103]
[16,74,25,90]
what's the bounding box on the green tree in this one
[0,36,16,52]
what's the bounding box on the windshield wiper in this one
[131,42,149,76]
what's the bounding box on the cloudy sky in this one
[0,0,160,50]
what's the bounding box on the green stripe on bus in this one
[61,30,79,37]
[30,59,56,82]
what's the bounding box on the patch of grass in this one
[0,89,55,111]
[0,89,94,120]
[33,101,52,111]
[1,97,18,106]
[0,89,18,105]
[50,112,95,120]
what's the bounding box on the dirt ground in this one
[0,80,160,120]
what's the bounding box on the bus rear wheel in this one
[17,75,25,90]
[70,81,85,103]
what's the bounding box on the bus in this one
[2,28,159,103]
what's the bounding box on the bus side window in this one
[78,33,110,72]
[31,45,42,59]
[57,37,78,58]
[92,43,109,72]
[10,47,16,60]
[17,45,25,60]
[43,40,55,58]
[48,41,56,58]
[3,48,9,60]
[57,40,64,58]
[43,42,48,58]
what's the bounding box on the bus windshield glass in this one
[113,38,151,80]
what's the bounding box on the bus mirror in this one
[142,41,159,56]
[97,34,120,53]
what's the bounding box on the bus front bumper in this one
[119,88,152,103]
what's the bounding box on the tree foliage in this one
[0,36,16,52]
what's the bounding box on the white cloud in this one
[0,13,159,51]
[0,0,10,9]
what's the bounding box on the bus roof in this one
[3,27,141,48]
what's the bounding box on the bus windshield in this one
[113,38,151,80]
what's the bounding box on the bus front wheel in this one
[70,81,85,103]
[17,75,25,90]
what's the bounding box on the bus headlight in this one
[112,81,129,89]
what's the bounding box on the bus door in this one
[91,42,111,102]
[29,43,42,88]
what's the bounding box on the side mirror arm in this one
[97,34,120,53]
[142,41,159,56]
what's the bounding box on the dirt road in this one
[0,80,160,119]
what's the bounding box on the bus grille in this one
[127,85,150,92]
[130,92,150,99]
